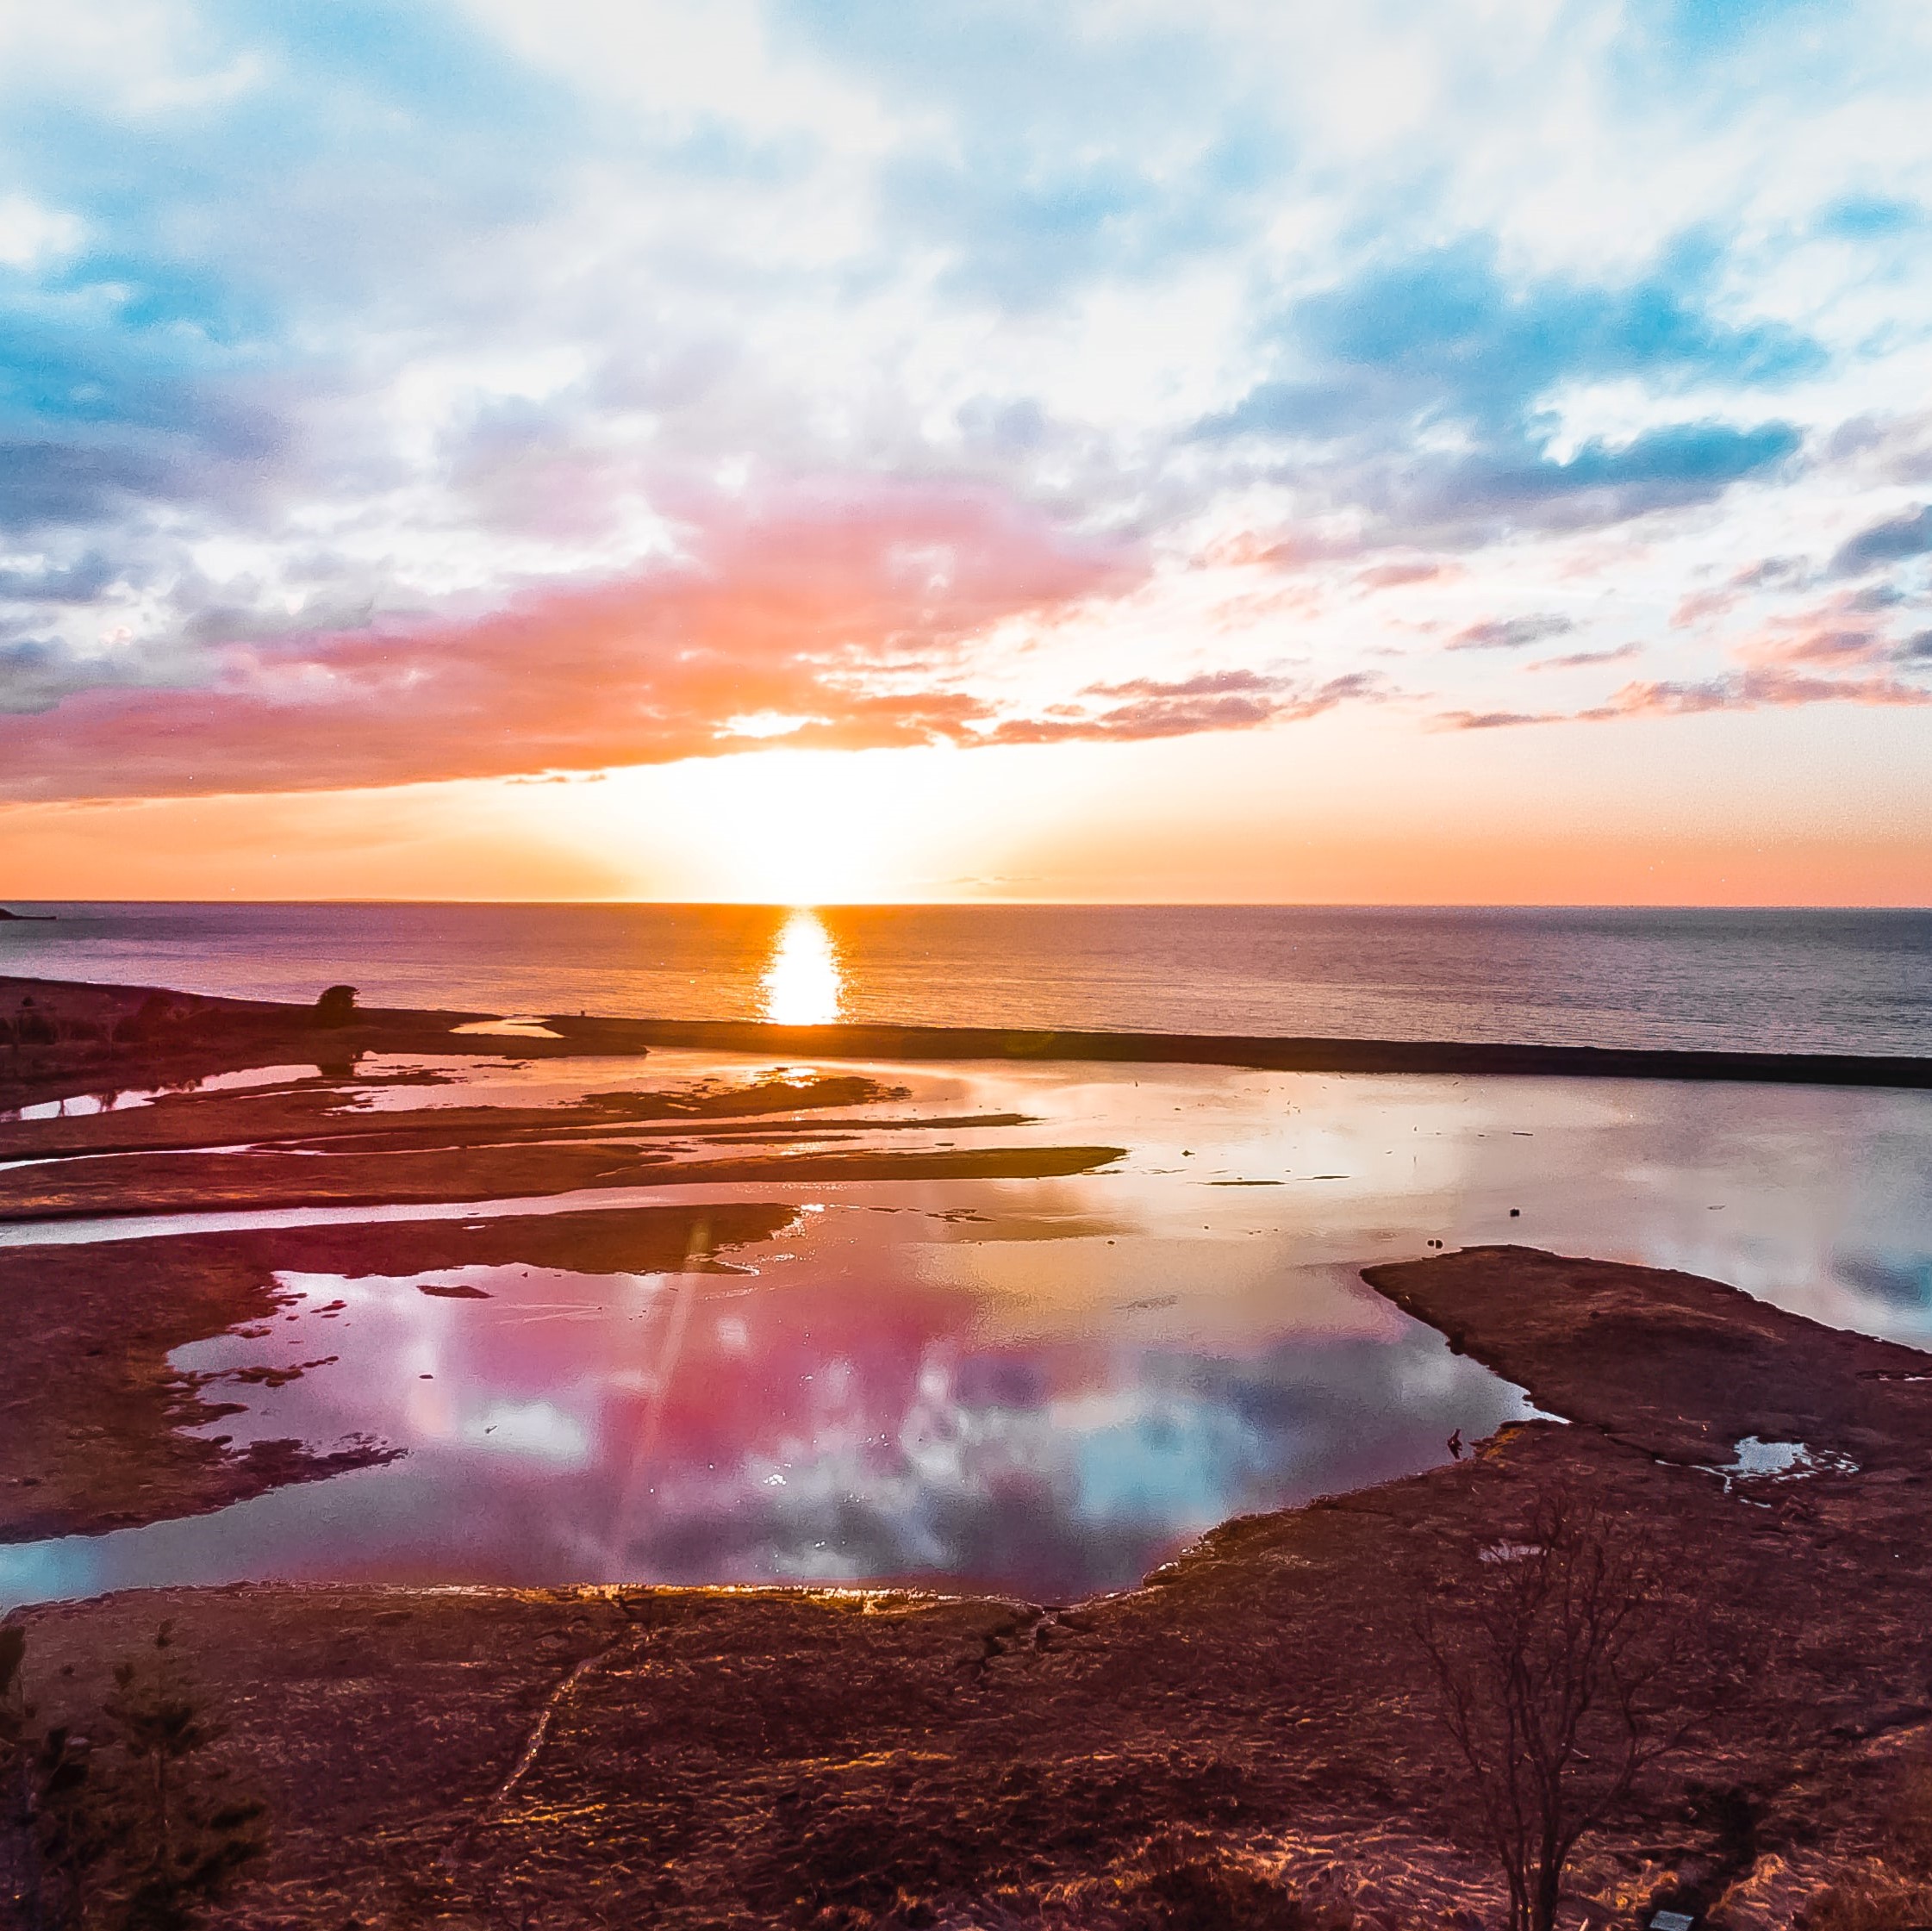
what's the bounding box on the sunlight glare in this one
[763,908,844,1025]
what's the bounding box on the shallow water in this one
[3,1056,1929,1608]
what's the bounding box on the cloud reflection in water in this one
[16,1051,1918,1610]
[0,1208,1529,1606]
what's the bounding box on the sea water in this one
[2,901,1928,1054]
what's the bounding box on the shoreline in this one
[7,971,1930,1100]
[554,1012,1932,1089]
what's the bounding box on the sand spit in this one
[548,1013,1932,1090]
[7,972,1930,1111]
[0,1139,1124,1223]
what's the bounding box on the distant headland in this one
[0,908,53,921]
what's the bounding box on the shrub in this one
[313,986,358,1027]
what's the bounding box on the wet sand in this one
[0,1139,1125,1223]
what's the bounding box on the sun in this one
[634,747,917,904]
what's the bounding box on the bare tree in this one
[1415,1487,1706,1931]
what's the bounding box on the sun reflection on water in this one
[762,908,844,1025]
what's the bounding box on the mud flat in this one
[11,1246,1932,1928]
[0,1052,1119,1540]
[0,1138,1124,1224]
[0,1204,800,1541]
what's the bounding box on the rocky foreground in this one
[7,1249,1932,1929]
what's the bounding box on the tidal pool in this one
[3,1055,1928,1608]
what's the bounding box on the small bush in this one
[1802,1877,1932,1931]
[313,986,358,1027]
[1113,1834,1349,1931]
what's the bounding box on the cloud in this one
[1437,646,1932,726]
[1435,707,1564,730]
[1829,505,1932,576]
[1209,241,1819,444]
[1355,560,1446,591]
[3,0,1932,807]
[0,483,1139,799]
[1729,557,1806,589]
[1771,627,1883,664]
[1402,420,1803,538]
[1604,667,1932,715]
[0,637,82,715]
[1449,613,1574,651]
[0,550,118,602]
[1526,642,1642,671]
[1193,237,1814,546]
[984,670,1383,744]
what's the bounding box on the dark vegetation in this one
[1,1624,263,1929]
[311,987,357,1027]
[1800,1763,1932,1928]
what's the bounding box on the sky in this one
[0,0,1929,904]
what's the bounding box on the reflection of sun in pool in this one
[763,909,844,1025]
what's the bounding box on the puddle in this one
[0,1203,1533,1605]
[2,1052,1929,1606]
[1714,1436,1860,1484]
[0,1064,331,1122]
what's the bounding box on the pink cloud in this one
[1602,665,1932,715]
[0,484,1140,800]
[1355,560,1449,591]
[1670,588,1736,627]
[1433,707,1564,731]
[1436,657,1930,729]
[1525,642,1642,672]
[984,670,1384,744]
[1749,626,1883,666]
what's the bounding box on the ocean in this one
[1,901,1928,1055]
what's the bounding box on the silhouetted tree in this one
[1415,1487,1711,1931]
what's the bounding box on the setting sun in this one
[761,909,844,1025]
[624,747,975,905]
